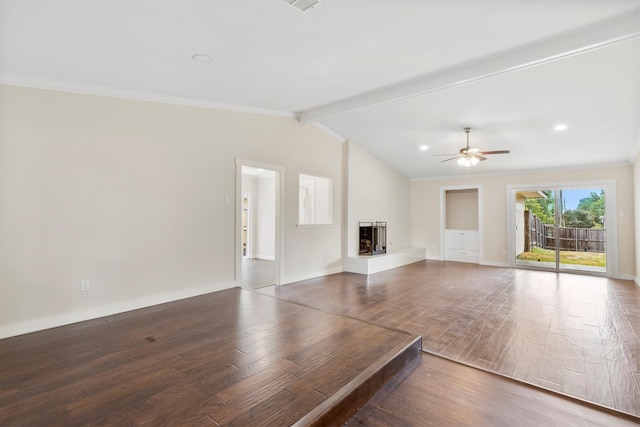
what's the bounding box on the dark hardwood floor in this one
[346,352,640,427]
[241,258,276,290]
[258,260,640,418]
[0,288,419,426]
[2,261,639,426]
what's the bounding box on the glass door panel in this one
[557,187,607,273]
[515,189,557,270]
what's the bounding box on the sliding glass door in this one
[512,185,607,274]
[557,187,606,273]
[514,188,558,269]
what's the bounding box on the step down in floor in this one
[295,335,422,426]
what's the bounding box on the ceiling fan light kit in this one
[435,127,510,167]
[457,156,479,167]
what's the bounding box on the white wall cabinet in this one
[445,229,479,263]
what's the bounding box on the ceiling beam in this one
[297,10,640,124]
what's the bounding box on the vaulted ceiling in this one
[1,0,638,179]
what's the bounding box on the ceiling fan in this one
[434,127,510,167]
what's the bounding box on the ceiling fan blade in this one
[476,150,510,155]
[436,129,510,163]
[440,156,461,163]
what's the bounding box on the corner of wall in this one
[634,144,640,286]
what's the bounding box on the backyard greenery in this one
[524,189,605,228]
[516,247,606,267]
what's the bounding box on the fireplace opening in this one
[359,222,387,255]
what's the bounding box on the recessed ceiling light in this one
[554,124,568,131]
[419,145,429,151]
[191,54,211,63]
[283,0,320,12]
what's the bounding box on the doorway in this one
[508,181,618,275]
[236,160,285,289]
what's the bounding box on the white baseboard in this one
[0,281,238,339]
[480,260,510,268]
[254,254,275,261]
[610,273,635,281]
[476,264,634,281]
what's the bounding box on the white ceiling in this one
[1,0,639,179]
[243,166,276,178]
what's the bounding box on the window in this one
[298,174,332,225]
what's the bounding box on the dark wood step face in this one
[0,287,420,426]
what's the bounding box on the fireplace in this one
[359,222,387,255]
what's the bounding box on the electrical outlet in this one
[80,280,90,291]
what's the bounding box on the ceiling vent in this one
[282,0,320,12]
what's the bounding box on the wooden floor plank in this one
[3,261,639,425]
[346,353,640,427]
[259,260,640,417]
[0,288,418,426]
[606,359,640,415]
[585,361,616,408]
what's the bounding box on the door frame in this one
[506,179,618,276]
[235,158,285,286]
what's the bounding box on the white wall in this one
[347,141,411,257]
[445,189,478,230]
[241,174,258,258]
[0,84,344,337]
[255,175,275,260]
[411,165,636,278]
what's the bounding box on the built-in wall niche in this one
[444,187,479,264]
[445,188,478,230]
[298,174,333,225]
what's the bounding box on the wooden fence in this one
[524,211,606,253]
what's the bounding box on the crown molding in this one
[0,73,295,118]
[299,10,640,124]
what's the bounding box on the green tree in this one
[525,190,555,224]
[576,190,605,227]
[562,209,596,228]
[525,190,605,228]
